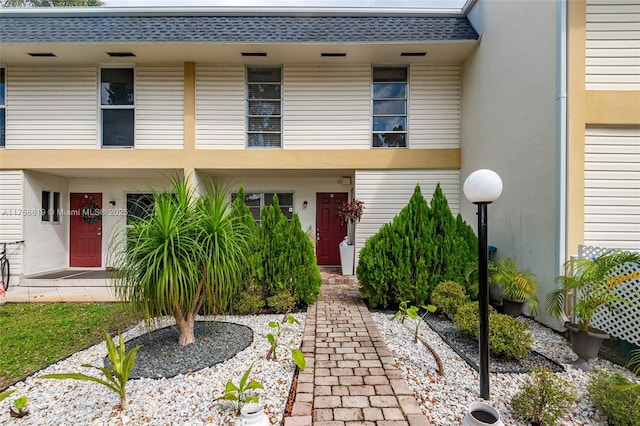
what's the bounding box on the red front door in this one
[70,193,102,267]
[316,192,348,265]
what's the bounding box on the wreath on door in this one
[82,202,100,224]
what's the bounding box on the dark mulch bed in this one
[105,321,253,379]
[423,314,564,373]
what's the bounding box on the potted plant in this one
[337,197,364,275]
[489,257,539,317]
[547,250,640,366]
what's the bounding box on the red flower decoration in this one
[337,198,364,225]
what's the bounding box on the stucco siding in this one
[409,64,461,149]
[136,65,184,149]
[585,126,640,250]
[0,170,24,281]
[586,0,640,90]
[283,65,371,149]
[195,65,245,149]
[354,169,460,259]
[6,66,97,149]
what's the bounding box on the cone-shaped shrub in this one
[250,195,321,306]
[357,183,478,308]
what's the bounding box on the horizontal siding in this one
[6,67,97,149]
[0,170,24,280]
[584,127,640,250]
[586,0,640,90]
[354,170,460,259]
[409,65,461,149]
[136,65,184,149]
[196,65,245,149]
[283,65,370,149]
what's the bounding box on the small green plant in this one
[391,301,444,376]
[0,389,16,402]
[588,370,640,425]
[430,280,467,317]
[215,362,264,414]
[512,368,576,425]
[235,290,265,314]
[266,292,296,313]
[43,331,141,410]
[265,315,306,369]
[489,313,533,360]
[9,396,29,418]
[490,256,539,314]
[453,302,531,360]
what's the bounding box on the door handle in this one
[96,232,102,236]
[316,228,320,241]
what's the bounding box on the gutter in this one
[556,0,568,275]
[0,6,468,18]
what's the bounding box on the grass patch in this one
[0,303,141,390]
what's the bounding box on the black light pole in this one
[463,169,503,400]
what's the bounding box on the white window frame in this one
[246,67,282,149]
[41,190,61,223]
[371,66,409,148]
[99,65,135,148]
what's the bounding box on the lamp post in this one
[463,169,503,400]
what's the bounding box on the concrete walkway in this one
[286,270,430,426]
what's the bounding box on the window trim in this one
[371,66,409,148]
[245,66,283,149]
[99,65,136,149]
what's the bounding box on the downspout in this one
[556,0,568,278]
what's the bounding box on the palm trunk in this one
[175,310,196,346]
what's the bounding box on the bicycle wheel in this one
[0,258,9,292]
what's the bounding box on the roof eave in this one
[0,5,468,18]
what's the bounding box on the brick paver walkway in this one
[284,270,430,426]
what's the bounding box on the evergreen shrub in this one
[453,301,531,360]
[431,280,467,317]
[235,194,321,309]
[511,368,576,426]
[588,371,640,426]
[266,293,296,313]
[357,184,478,308]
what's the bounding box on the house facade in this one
[0,0,638,329]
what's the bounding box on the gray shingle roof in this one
[0,16,478,43]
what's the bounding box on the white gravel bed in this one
[0,313,305,426]
[371,312,639,426]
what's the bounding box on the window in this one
[101,67,134,147]
[247,68,281,148]
[126,193,154,224]
[41,191,60,223]
[42,190,50,222]
[372,67,408,148]
[231,192,293,223]
[1,67,5,148]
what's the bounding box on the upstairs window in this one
[101,67,134,147]
[0,67,5,148]
[372,67,408,148]
[247,68,281,148]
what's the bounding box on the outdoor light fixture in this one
[463,169,503,400]
[303,201,308,209]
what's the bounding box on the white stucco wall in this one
[463,0,561,327]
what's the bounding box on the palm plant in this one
[547,250,640,332]
[111,178,250,346]
[490,257,539,315]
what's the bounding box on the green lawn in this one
[0,303,141,390]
